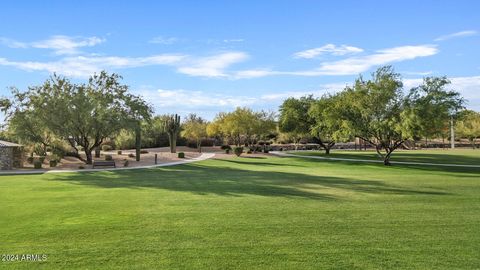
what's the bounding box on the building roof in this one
[0,140,23,147]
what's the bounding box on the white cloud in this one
[434,30,478,41]
[0,37,28,48]
[0,54,186,78]
[294,44,363,59]
[149,36,179,45]
[233,69,278,79]
[31,35,105,55]
[0,35,105,55]
[291,45,439,76]
[176,52,249,77]
[223,39,244,43]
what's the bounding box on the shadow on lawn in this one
[48,159,449,200]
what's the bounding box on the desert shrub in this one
[39,156,46,163]
[33,160,42,169]
[221,145,232,150]
[114,129,136,150]
[117,150,122,155]
[225,149,230,154]
[49,160,57,167]
[105,155,113,161]
[123,160,129,167]
[50,154,61,162]
[101,145,112,151]
[33,144,47,156]
[178,152,185,158]
[140,150,149,154]
[78,165,85,169]
[27,156,34,164]
[234,147,243,157]
[247,150,252,154]
[263,149,269,153]
[128,153,135,158]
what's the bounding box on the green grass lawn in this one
[1,153,479,269]
[288,149,480,165]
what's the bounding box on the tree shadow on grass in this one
[284,154,480,177]
[47,159,450,200]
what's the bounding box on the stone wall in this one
[0,147,13,170]
[12,146,24,168]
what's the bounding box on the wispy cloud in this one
[236,45,438,78]
[434,30,478,41]
[176,52,249,77]
[149,36,179,45]
[223,39,244,43]
[0,35,105,55]
[0,54,186,78]
[294,44,363,59]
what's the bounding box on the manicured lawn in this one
[288,149,480,165]
[1,154,479,269]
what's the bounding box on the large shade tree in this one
[278,96,315,150]
[0,71,152,164]
[456,110,480,149]
[338,66,406,165]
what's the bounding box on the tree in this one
[164,114,181,153]
[402,77,464,146]
[456,110,480,149]
[181,114,208,152]
[0,71,152,164]
[278,96,315,150]
[339,66,405,165]
[207,108,276,147]
[308,94,348,154]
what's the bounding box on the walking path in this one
[270,151,480,168]
[0,153,215,175]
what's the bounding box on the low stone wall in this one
[0,147,14,170]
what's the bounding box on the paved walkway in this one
[0,153,215,175]
[270,151,480,168]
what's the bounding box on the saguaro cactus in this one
[164,114,181,153]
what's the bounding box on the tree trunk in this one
[85,149,93,164]
[94,147,101,158]
[325,148,330,155]
[171,136,177,153]
[197,140,202,153]
[135,124,141,161]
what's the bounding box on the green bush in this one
[105,155,113,161]
[178,152,185,158]
[225,149,230,154]
[233,147,243,157]
[101,145,112,151]
[221,145,232,150]
[39,156,46,163]
[140,150,149,154]
[117,150,122,155]
[49,160,57,167]
[263,149,269,153]
[33,160,42,169]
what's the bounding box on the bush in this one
[117,150,122,155]
[123,160,129,167]
[178,152,185,158]
[263,149,269,153]
[221,145,232,150]
[128,153,135,158]
[49,160,57,167]
[225,149,230,154]
[27,156,34,164]
[33,160,42,169]
[39,156,46,163]
[247,150,252,154]
[105,155,113,161]
[50,154,61,163]
[140,150,149,154]
[233,147,243,157]
[78,165,85,169]
[101,145,112,151]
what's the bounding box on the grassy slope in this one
[288,149,480,165]
[0,154,479,269]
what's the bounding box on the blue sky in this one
[0,0,479,119]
